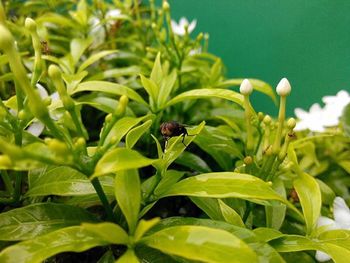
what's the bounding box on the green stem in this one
[1,170,13,193]
[91,178,115,222]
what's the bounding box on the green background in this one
[169,0,350,116]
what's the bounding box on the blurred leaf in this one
[174,151,211,173]
[78,50,118,72]
[150,53,163,86]
[341,103,350,137]
[115,169,141,234]
[165,89,244,109]
[27,166,114,196]
[316,179,336,205]
[116,249,140,263]
[215,78,277,104]
[135,245,178,263]
[141,225,257,263]
[0,223,128,263]
[140,75,158,109]
[190,197,225,221]
[157,70,177,108]
[0,203,97,241]
[94,148,156,177]
[88,66,141,81]
[293,172,321,235]
[338,160,350,174]
[126,120,152,149]
[70,38,92,66]
[73,81,147,105]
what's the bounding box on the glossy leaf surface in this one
[115,169,141,234]
[141,225,257,263]
[0,203,97,241]
[93,148,156,177]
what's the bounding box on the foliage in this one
[0,0,349,262]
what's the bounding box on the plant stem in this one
[91,177,115,222]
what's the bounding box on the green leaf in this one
[218,199,245,227]
[116,249,140,263]
[27,166,114,196]
[78,50,119,72]
[341,103,350,137]
[338,160,350,174]
[0,203,97,241]
[93,148,156,177]
[157,70,177,108]
[150,53,163,86]
[0,224,128,263]
[215,78,277,104]
[88,66,141,81]
[140,74,159,110]
[165,89,244,109]
[151,134,163,159]
[81,222,129,244]
[157,172,287,204]
[98,250,115,263]
[148,217,285,263]
[135,246,178,263]
[174,151,211,173]
[154,170,186,196]
[105,115,152,146]
[194,126,243,170]
[265,179,286,230]
[134,218,160,242]
[293,172,321,235]
[190,197,225,221]
[271,234,350,263]
[115,169,141,234]
[154,121,205,174]
[73,81,147,105]
[126,120,152,149]
[141,225,257,263]
[70,38,92,65]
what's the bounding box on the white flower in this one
[171,17,197,36]
[322,90,350,124]
[26,84,59,137]
[315,197,350,262]
[89,9,123,48]
[294,90,350,132]
[189,47,202,56]
[294,103,326,132]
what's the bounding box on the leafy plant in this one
[0,0,349,262]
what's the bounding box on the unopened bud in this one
[258,112,264,121]
[105,113,112,122]
[263,115,272,125]
[243,156,253,165]
[25,17,37,32]
[276,78,291,96]
[240,79,253,95]
[162,1,170,11]
[287,118,296,129]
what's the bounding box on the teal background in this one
[169,0,350,116]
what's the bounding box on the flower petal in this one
[333,197,350,228]
[315,250,331,262]
[27,121,45,137]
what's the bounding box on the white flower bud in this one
[239,79,253,95]
[276,78,291,96]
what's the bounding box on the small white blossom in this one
[315,197,350,262]
[276,78,291,96]
[27,84,59,137]
[294,103,326,132]
[171,17,196,36]
[294,90,350,132]
[240,79,253,95]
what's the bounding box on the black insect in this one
[160,121,189,147]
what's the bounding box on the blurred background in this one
[169,0,350,116]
